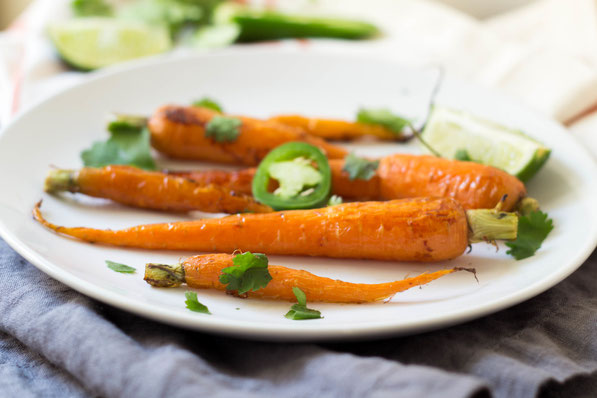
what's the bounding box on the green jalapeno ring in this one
[252,142,332,210]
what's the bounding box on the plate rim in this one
[1,48,597,341]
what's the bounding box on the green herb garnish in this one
[184,291,211,314]
[285,287,322,320]
[454,149,472,161]
[106,260,136,274]
[342,153,379,181]
[506,210,554,260]
[192,97,223,113]
[219,252,272,295]
[356,108,410,136]
[205,116,242,143]
[81,115,156,170]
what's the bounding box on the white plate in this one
[1,49,596,341]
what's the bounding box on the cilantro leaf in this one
[454,149,472,161]
[328,195,343,206]
[184,291,211,314]
[506,210,554,260]
[106,260,136,274]
[342,153,379,181]
[205,116,242,143]
[71,0,113,17]
[285,287,322,320]
[219,252,272,294]
[192,97,223,113]
[356,108,410,135]
[81,115,156,170]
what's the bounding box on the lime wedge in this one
[420,106,551,182]
[48,18,171,70]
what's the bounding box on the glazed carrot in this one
[175,153,527,211]
[33,197,518,262]
[144,253,469,303]
[268,114,406,141]
[44,165,272,214]
[148,105,347,166]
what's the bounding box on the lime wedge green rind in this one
[420,106,551,182]
[48,18,171,70]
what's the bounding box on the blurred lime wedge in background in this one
[49,18,171,70]
[420,106,551,182]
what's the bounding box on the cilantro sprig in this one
[506,210,554,260]
[106,260,136,274]
[356,108,410,136]
[285,287,322,320]
[184,291,211,314]
[454,149,472,161]
[205,116,242,143]
[192,97,223,113]
[81,114,156,170]
[219,252,272,295]
[342,153,379,181]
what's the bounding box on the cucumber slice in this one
[420,106,551,182]
[49,17,171,70]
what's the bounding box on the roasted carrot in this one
[143,253,470,303]
[175,153,527,211]
[268,114,406,141]
[148,105,347,165]
[33,197,517,262]
[44,165,272,214]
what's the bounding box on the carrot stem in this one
[466,208,518,243]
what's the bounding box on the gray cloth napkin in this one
[1,237,595,398]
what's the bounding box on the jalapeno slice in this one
[252,142,332,210]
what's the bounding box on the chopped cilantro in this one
[328,195,343,206]
[184,291,211,314]
[454,149,472,161]
[506,210,554,260]
[192,97,223,113]
[342,153,379,181]
[285,287,322,320]
[81,115,156,170]
[356,108,410,135]
[205,116,242,142]
[71,0,113,17]
[106,260,136,274]
[219,252,272,294]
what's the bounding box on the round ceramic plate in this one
[1,49,596,341]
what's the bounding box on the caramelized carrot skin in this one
[168,167,256,195]
[183,253,455,303]
[72,165,271,213]
[176,154,526,210]
[268,115,400,141]
[148,105,347,166]
[376,154,526,211]
[34,197,469,262]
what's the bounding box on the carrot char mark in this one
[163,107,204,126]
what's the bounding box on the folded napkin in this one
[1,1,596,397]
[1,240,596,398]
